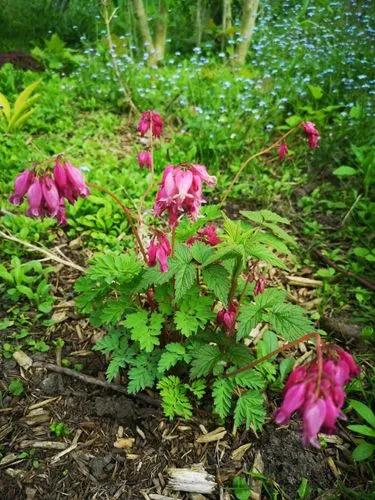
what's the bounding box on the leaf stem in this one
[220,126,298,204]
[226,332,318,378]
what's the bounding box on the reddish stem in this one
[226,332,319,378]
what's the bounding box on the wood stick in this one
[313,248,375,291]
[34,362,160,407]
[0,230,85,273]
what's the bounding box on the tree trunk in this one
[221,0,232,51]
[233,0,259,66]
[152,0,168,64]
[132,0,155,60]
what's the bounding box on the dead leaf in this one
[51,310,68,323]
[231,443,252,461]
[114,437,135,449]
[196,427,226,443]
[13,350,33,370]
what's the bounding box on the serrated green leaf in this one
[234,370,265,390]
[174,262,196,302]
[175,310,199,337]
[262,222,296,246]
[189,379,206,399]
[158,343,186,374]
[157,375,192,419]
[191,242,214,264]
[127,364,156,393]
[212,378,234,419]
[234,391,266,431]
[247,243,288,270]
[202,263,231,305]
[190,344,222,378]
[124,311,163,352]
[265,303,312,341]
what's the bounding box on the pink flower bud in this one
[217,302,237,333]
[187,224,221,247]
[137,151,152,169]
[254,277,266,296]
[278,142,288,160]
[302,399,326,447]
[9,170,34,205]
[53,161,67,190]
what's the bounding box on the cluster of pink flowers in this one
[154,164,216,228]
[137,111,163,138]
[187,224,221,247]
[217,302,237,333]
[302,121,320,149]
[275,347,360,447]
[147,233,171,272]
[9,160,89,225]
[277,121,320,161]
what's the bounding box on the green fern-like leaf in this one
[212,378,234,419]
[157,376,193,419]
[189,379,206,399]
[106,354,127,382]
[124,311,163,352]
[234,370,265,390]
[158,343,186,374]
[234,391,266,431]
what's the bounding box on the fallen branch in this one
[0,230,85,273]
[34,362,160,408]
[313,248,375,291]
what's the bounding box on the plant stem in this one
[171,226,176,256]
[220,126,297,204]
[226,332,318,378]
[88,182,147,262]
[227,255,243,304]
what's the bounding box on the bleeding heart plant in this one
[8,111,359,444]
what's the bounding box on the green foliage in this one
[212,378,234,419]
[347,399,375,462]
[157,376,193,419]
[8,378,25,396]
[238,289,312,341]
[0,79,41,131]
[234,391,266,431]
[49,422,70,438]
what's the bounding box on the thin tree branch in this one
[0,230,85,272]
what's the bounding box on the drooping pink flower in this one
[217,302,237,333]
[147,233,171,272]
[275,347,360,447]
[137,111,164,138]
[9,170,35,205]
[41,176,60,217]
[154,163,216,228]
[137,151,152,169]
[27,177,43,217]
[302,121,320,149]
[278,142,288,160]
[254,277,266,296]
[53,160,90,203]
[187,224,221,247]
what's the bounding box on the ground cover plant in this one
[0,1,374,498]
